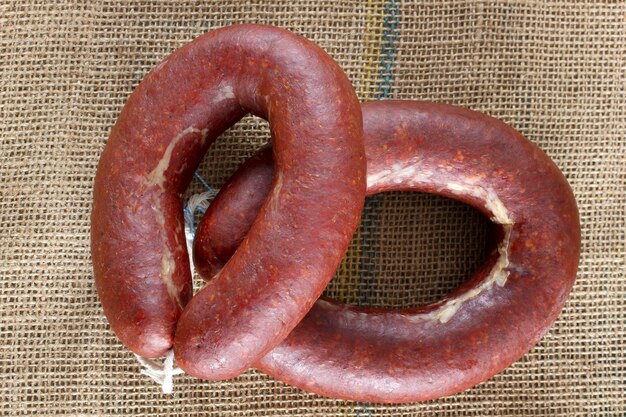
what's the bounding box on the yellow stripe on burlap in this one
[335,0,384,308]
[336,1,384,414]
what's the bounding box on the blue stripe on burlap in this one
[355,1,399,415]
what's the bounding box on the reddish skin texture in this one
[90,24,366,380]
[194,144,274,279]
[193,101,580,403]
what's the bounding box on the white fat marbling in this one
[216,84,235,101]
[366,158,430,188]
[445,182,513,225]
[145,126,208,190]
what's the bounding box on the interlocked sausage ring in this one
[91,24,365,379]
[193,101,580,403]
[91,25,580,403]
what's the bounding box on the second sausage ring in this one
[193,100,580,403]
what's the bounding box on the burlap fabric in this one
[1,1,623,415]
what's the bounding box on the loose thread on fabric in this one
[134,175,218,394]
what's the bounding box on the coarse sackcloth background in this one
[1,0,624,416]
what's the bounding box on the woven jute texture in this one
[1,0,624,415]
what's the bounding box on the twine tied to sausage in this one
[134,174,217,394]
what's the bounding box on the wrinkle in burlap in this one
[0,1,624,416]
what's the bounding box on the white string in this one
[134,350,184,394]
[134,185,218,394]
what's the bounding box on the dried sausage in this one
[194,101,580,401]
[90,24,365,381]
[193,101,580,402]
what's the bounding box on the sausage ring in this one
[193,101,580,402]
[90,24,366,380]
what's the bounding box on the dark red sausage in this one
[193,101,580,402]
[90,24,366,380]
[194,144,274,280]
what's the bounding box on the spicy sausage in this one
[193,101,580,402]
[90,24,366,381]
